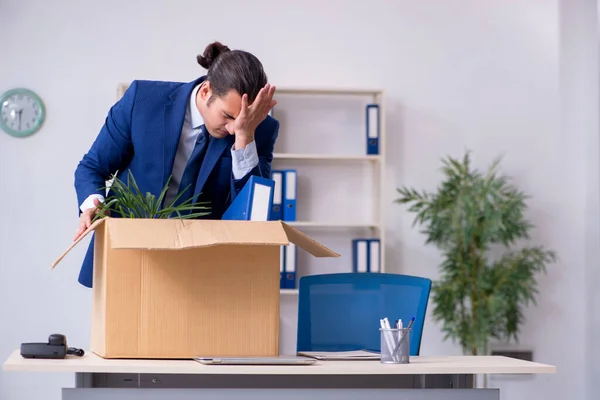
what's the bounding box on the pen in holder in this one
[379,327,411,364]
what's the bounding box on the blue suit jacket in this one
[74,76,279,288]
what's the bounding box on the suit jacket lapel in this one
[163,77,206,188]
[193,135,233,202]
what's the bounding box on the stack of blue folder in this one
[269,169,297,289]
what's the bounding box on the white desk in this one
[3,349,556,400]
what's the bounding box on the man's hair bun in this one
[197,41,231,70]
[196,42,267,105]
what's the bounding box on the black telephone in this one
[20,334,85,359]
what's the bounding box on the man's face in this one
[196,82,242,139]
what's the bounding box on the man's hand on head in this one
[231,83,277,149]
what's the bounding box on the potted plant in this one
[395,151,556,362]
[93,170,211,221]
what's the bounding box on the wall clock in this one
[0,88,45,138]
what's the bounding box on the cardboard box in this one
[51,217,339,359]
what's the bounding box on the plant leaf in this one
[93,171,212,220]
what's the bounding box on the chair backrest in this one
[296,273,432,356]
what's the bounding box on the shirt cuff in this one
[80,194,105,213]
[231,140,259,180]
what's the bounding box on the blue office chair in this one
[296,273,432,356]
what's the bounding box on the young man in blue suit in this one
[72,41,278,288]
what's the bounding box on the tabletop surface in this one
[2,350,556,375]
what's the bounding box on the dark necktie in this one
[174,125,209,207]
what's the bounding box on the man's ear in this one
[199,81,211,100]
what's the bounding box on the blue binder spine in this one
[367,238,381,273]
[352,239,369,273]
[270,170,283,220]
[280,245,286,289]
[283,169,297,221]
[366,104,380,155]
[284,243,297,288]
[221,175,274,221]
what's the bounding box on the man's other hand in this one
[73,198,108,241]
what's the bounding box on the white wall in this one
[0,0,596,399]
[561,3,600,400]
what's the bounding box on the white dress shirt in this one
[80,84,259,212]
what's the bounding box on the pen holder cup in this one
[379,328,410,364]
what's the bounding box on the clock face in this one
[0,88,45,137]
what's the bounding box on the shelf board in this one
[281,289,299,295]
[284,221,380,229]
[273,153,380,162]
[276,87,381,96]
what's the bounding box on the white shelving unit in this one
[271,87,386,295]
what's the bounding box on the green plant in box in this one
[92,170,211,221]
[395,151,556,358]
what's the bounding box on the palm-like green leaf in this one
[396,150,556,356]
[92,170,211,222]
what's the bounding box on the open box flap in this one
[280,222,340,257]
[105,219,291,250]
[106,220,339,257]
[50,218,340,270]
[50,218,106,269]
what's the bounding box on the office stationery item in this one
[352,239,368,273]
[297,273,431,356]
[398,317,414,349]
[395,319,403,344]
[284,243,297,288]
[270,170,284,220]
[194,356,316,365]
[283,169,297,221]
[221,175,274,221]
[365,104,380,155]
[51,218,339,359]
[297,350,379,360]
[393,316,415,361]
[368,238,380,272]
[20,334,84,359]
[380,319,396,361]
[380,326,410,364]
